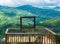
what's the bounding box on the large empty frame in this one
[20,16,36,31]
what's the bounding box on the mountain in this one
[16,5,60,19]
[0,6,9,9]
[54,6,60,11]
[0,5,60,38]
[39,18,60,33]
[54,6,60,9]
[0,5,60,28]
[0,5,60,27]
[0,5,60,21]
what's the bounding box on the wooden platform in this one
[5,28,57,44]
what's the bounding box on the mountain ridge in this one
[0,5,60,21]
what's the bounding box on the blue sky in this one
[0,0,60,7]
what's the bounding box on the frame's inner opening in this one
[22,18,34,28]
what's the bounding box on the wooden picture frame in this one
[20,16,36,31]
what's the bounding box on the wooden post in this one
[34,17,36,31]
[5,34,7,44]
[20,17,22,31]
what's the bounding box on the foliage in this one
[39,18,60,33]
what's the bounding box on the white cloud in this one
[0,0,23,6]
[25,0,41,4]
[44,0,52,3]
[0,0,14,6]
[0,0,60,7]
[44,0,57,4]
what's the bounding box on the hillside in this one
[0,5,60,21]
[39,18,60,33]
[0,5,60,38]
[16,5,60,19]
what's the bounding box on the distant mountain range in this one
[54,6,60,9]
[16,5,60,18]
[0,5,60,24]
[0,5,60,36]
[54,6,60,11]
[0,5,60,21]
[0,5,60,26]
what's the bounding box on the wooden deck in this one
[5,28,57,44]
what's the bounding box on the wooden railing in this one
[5,28,57,44]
